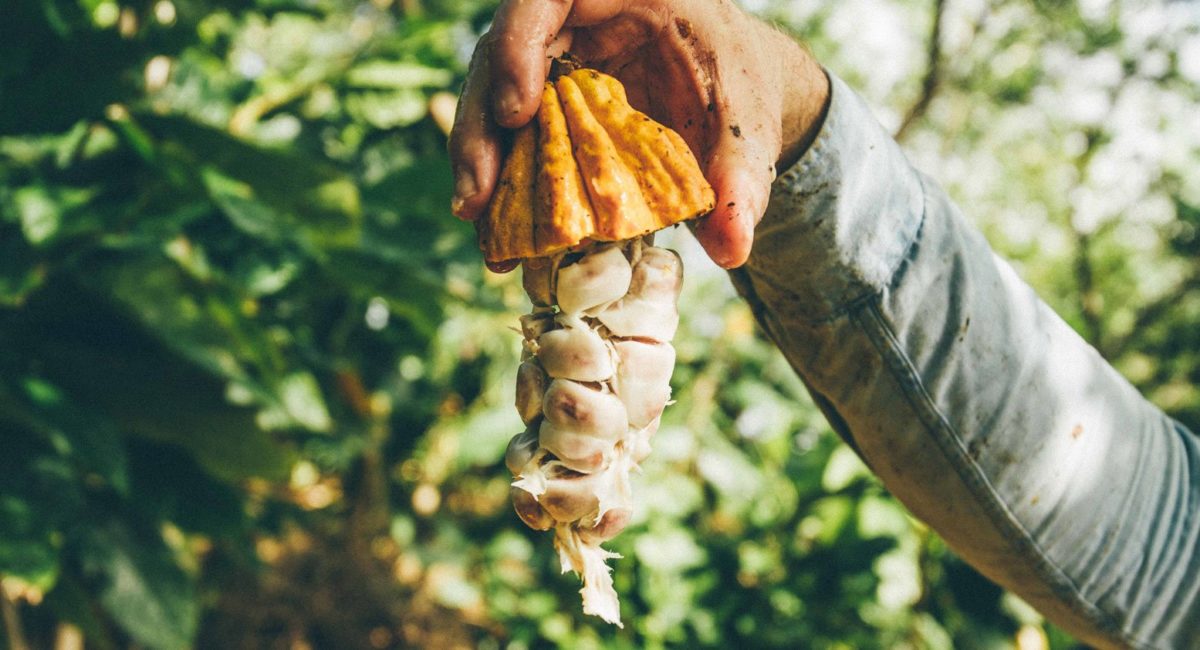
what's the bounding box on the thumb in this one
[693,124,777,269]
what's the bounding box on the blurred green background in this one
[1,0,1198,647]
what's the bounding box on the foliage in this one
[0,0,1196,648]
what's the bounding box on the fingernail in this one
[495,82,520,119]
[451,170,478,219]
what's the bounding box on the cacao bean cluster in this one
[503,238,681,626]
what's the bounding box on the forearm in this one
[734,72,1200,649]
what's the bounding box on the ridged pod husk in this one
[476,68,715,264]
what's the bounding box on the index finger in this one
[489,0,630,128]
[449,0,578,222]
[488,0,578,128]
[448,38,502,222]
[449,0,627,222]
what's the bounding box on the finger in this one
[453,0,630,219]
[448,38,502,221]
[488,0,577,128]
[694,115,779,269]
[561,0,627,27]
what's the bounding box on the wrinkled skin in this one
[448,0,830,268]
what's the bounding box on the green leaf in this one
[13,184,99,246]
[128,440,248,538]
[76,521,198,650]
[0,2,145,134]
[634,526,707,573]
[96,255,262,381]
[45,573,119,650]
[40,334,296,483]
[10,282,295,483]
[279,372,333,433]
[17,376,130,495]
[15,185,61,244]
[136,112,362,249]
[345,61,454,89]
[201,166,289,240]
[238,258,299,296]
[0,406,92,586]
[0,519,59,591]
[821,444,871,492]
[322,247,445,339]
[452,403,518,469]
[0,230,46,306]
[345,89,428,129]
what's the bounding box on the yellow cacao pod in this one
[476,68,715,264]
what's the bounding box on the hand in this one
[448,0,829,269]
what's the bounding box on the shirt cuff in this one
[745,71,925,323]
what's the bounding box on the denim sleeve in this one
[730,72,1200,649]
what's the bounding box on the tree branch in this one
[895,0,948,142]
[54,623,84,650]
[1073,230,1105,348]
[1068,67,1135,353]
[1106,270,1200,358]
[0,585,30,650]
[1067,126,1108,350]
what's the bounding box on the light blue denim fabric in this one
[730,72,1200,649]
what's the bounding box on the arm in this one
[737,71,1200,649]
[447,2,1200,646]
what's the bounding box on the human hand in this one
[448,0,829,269]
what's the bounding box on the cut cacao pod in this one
[476,68,714,265]
[488,66,707,628]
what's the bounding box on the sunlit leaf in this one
[345,89,429,129]
[76,521,198,650]
[11,282,295,483]
[346,61,454,89]
[137,112,362,248]
[279,372,333,433]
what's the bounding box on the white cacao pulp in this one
[596,246,682,341]
[503,239,682,627]
[555,245,632,315]
[612,339,674,428]
[536,325,615,382]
